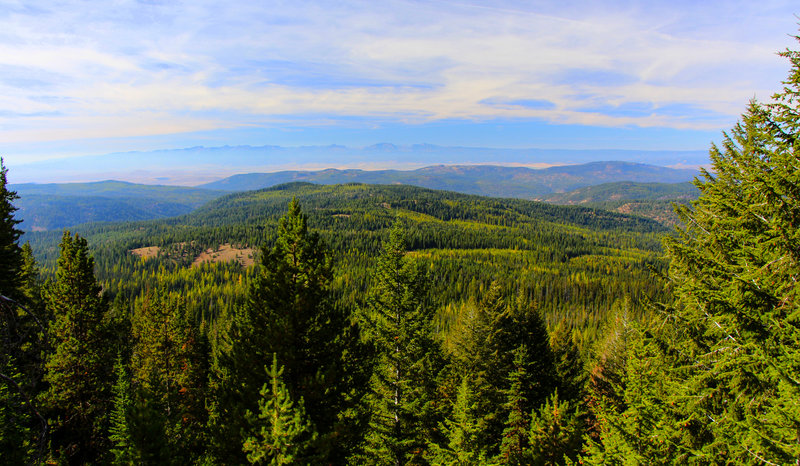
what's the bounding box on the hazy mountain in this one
[538,181,700,226]
[540,181,699,204]
[6,144,707,184]
[200,162,698,198]
[11,181,224,231]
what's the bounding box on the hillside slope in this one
[11,180,224,231]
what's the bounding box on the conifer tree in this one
[243,354,317,465]
[427,376,488,465]
[209,198,348,462]
[360,222,444,464]
[130,290,208,463]
[527,391,583,465]
[584,324,685,464]
[0,158,22,299]
[499,345,532,465]
[0,163,46,464]
[643,38,800,463]
[109,355,135,465]
[482,291,556,457]
[42,231,114,464]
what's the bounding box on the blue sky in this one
[0,0,798,166]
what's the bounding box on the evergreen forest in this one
[2,34,800,466]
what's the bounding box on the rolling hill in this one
[200,161,697,197]
[538,181,700,226]
[11,180,225,231]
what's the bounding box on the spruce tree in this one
[42,231,114,464]
[499,345,532,465]
[586,35,800,464]
[0,157,22,299]
[130,290,209,463]
[652,48,800,460]
[0,160,46,464]
[426,376,488,465]
[360,222,444,464]
[483,290,556,457]
[527,391,583,465]
[109,355,135,465]
[243,354,317,465]
[209,198,349,463]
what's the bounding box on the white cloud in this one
[0,0,797,148]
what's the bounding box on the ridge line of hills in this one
[11,161,699,231]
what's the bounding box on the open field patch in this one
[192,243,256,268]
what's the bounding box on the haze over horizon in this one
[1,0,798,169]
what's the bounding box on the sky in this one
[0,0,798,167]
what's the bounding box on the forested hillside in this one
[4,171,671,463]
[10,181,225,231]
[541,181,700,225]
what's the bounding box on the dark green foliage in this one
[583,35,800,465]
[427,376,488,464]
[0,158,23,297]
[0,295,48,464]
[209,198,349,463]
[243,355,317,465]
[499,345,533,464]
[359,222,445,464]
[109,354,135,465]
[0,161,47,464]
[655,100,800,462]
[528,391,583,465]
[42,231,114,464]
[129,290,209,464]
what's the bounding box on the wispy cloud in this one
[0,0,797,159]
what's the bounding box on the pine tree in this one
[528,390,583,465]
[499,345,532,465]
[0,157,22,299]
[427,376,488,465]
[647,38,800,462]
[360,222,444,464]
[130,290,209,463]
[243,354,317,465]
[109,354,135,465]
[209,198,348,463]
[42,231,114,464]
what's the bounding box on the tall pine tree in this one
[359,222,444,465]
[42,231,114,464]
[209,198,350,463]
[0,158,22,298]
[589,33,800,464]
[0,161,47,464]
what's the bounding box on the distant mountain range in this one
[6,144,707,185]
[201,162,698,198]
[11,162,699,231]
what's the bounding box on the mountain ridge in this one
[7,144,707,185]
[200,161,697,198]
